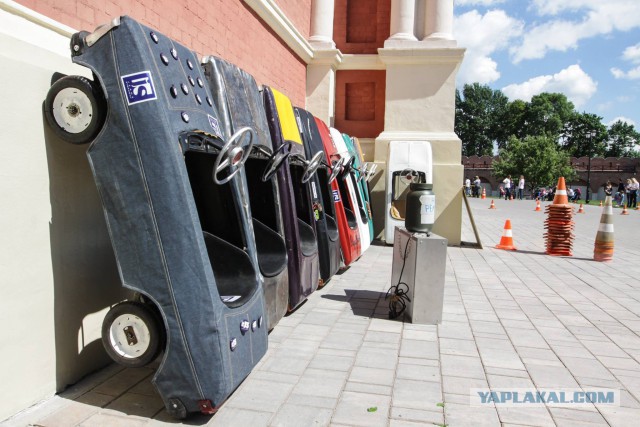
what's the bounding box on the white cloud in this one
[454,10,524,84]
[607,116,636,126]
[502,64,597,107]
[511,1,640,63]
[611,43,640,79]
[610,66,640,80]
[622,43,640,63]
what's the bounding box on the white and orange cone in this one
[621,204,629,215]
[534,200,541,211]
[496,219,517,250]
[594,196,614,262]
[577,204,584,214]
[489,200,496,209]
[481,187,486,199]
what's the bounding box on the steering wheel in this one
[262,141,291,182]
[212,126,255,185]
[365,163,378,181]
[340,156,355,180]
[400,168,419,184]
[302,151,324,184]
[328,156,345,184]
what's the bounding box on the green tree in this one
[455,83,510,156]
[492,136,577,192]
[524,93,575,139]
[606,120,640,157]
[561,112,607,157]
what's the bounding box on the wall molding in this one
[0,0,75,37]
[243,0,314,63]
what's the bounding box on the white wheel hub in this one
[52,87,94,134]
[108,313,151,359]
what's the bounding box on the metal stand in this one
[390,227,447,324]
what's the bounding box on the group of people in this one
[499,175,525,200]
[605,178,639,208]
[464,176,483,198]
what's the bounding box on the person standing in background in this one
[628,178,638,208]
[518,175,525,200]
[464,177,471,196]
[473,176,481,197]
[503,175,512,200]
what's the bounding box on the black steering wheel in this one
[212,127,255,185]
[328,156,345,184]
[340,156,355,180]
[262,141,291,182]
[302,151,324,184]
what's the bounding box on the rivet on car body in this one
[197,77,204,87]
[170,48,178,60]
[195,94,202,104]
[230,338,237,351]
[170,85,178,98]
[150,32,159,43]
[181,83,189,95]
[160,53,169,65]
[186,59,193,70]
[181,112,189,123]
[188,76,195,86]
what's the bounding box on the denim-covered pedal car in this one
[43,16,267,418]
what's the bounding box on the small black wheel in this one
[102,301,162,368]
[44,75,106,144]
[262,141,291,182]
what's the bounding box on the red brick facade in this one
[335,70,386,138]
[333,0,390,54]
[17,0,309,107]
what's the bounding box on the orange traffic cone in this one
[534,200,541,211]
[496,219,517,250]
[621,204,629,215]
[489,200,496,209]
[577,204,584,213]
[481,188,486,199]
[510,194,514,201]
[599,201,603,207]
[594,196,614,262]
[544,177,574,256]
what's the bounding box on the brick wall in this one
[335,70,385,138]
[17,0,308,107]
[333,0,390,54]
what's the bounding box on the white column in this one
[423,0,453,40]
[388,0,417,41]
[309,0,336,49]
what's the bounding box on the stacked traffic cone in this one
[489,200,496,209]
[481,188,486,199]
[496,219,517,250]
[594,196,614,262]
[544,177,574,256]
[534,200,541,211]
[621,204,629,215]
[577,204,584,214]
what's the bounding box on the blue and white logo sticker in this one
[121,71,157,105]
[208,115,222,138]
[333,190,340,202]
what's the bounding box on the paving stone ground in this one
[4,197,640,427]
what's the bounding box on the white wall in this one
[0,5,126,421]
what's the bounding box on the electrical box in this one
[390,227,447,324]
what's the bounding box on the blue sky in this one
[453,0,640,128]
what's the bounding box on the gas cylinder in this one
[405,183,435,234]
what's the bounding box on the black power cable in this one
[386,236,412,319]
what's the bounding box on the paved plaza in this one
[5,197,640,427]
